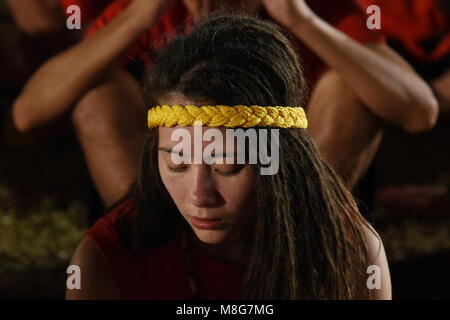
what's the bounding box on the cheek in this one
[217,171,255,215]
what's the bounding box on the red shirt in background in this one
[59,0,385,85]
[86,198,244,299]
[359,0,449,63]
[358,0,450,79]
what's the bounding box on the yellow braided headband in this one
[147,105,308,129]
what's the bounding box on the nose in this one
[189,165,217,207]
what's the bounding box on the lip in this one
[190,217,225,230]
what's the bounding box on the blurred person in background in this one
[358,0,450,115]
[0,0,98,94]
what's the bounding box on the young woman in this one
[66,14,391,300]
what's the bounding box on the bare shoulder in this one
[66,236,121,300]
[361,223,392,300]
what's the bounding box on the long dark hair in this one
[126,13,373,299]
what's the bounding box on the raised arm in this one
[263,0,439,133]
[13,0,175,132]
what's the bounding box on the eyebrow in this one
[158,147,237,158]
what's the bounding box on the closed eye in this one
[166,164,246,175]
[214,165,245,176]
[167,166,188,172]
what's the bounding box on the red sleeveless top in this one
[86,199,244,299]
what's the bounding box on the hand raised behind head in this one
[128,0,176,30]
[261,0,314,30]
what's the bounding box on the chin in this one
[191,228,230,245]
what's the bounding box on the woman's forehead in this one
[159,126,232,149]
